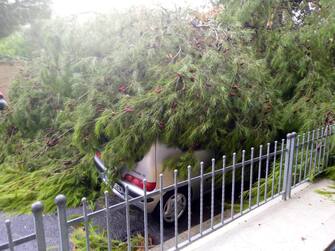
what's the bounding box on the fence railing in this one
[0,125,334,251]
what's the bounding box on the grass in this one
[71,224,150,251]
[315,164,335,201]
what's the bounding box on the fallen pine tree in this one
[0,1,334,212]
[0,7,278,212]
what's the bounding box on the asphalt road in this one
[0,188,228,251]
[0,208,82,251]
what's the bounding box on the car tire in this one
[153,187,189,227]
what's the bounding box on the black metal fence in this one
[0,125,334,251]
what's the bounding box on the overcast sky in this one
[52,0,212,17]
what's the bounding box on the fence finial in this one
[32,201,43,213]
[55,194,67,205]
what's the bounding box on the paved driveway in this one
[0,189,224,250]
[184,179,335,251]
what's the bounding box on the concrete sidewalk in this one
[183,179,335,251]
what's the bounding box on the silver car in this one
[94,142,210,224]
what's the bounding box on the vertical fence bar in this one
[125,187,131,251]
[271,141,277,198]
[240,150,245,215]
[287,132,296,198]
[221,156,226,224]
[256,145,262,206]
[143,179,148,251]
[104,191,112,251]
[332,125,335,150]
[328,125,334,167]
[325,126,331,168]
[248,148,254,209]
[174,170,178,250]
[293,135,300,186]
[322,126,328,169]
[82,198,90,251]
[287,132,296,199]
[264,143,270,201]
[316,130,320,170]
[187,166,191,242]
[187,166,192,242]
[159,174,164,251]
[282,134,292,200]
[313,129,320,175]
[278,139,285,193]
[231,153,236,219]
[325,126,332,168]
[200,162,204,235]
[329,126,332,157]
[32,201,46,251]
[326,125,334,167]
[211,159,215,229]
[55,195,69,251]
[304,131,311,180]
[331,125,334,155]
[298,134,305,183]
[5,220,14,251]
[309,130,315,177]
[318,128,324,173]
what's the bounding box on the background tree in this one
[0,0,50,38]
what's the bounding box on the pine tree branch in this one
[169,46,182,64]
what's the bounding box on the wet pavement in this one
[0,208,82,251]
[184,180,335,251]
[0,189,226,250]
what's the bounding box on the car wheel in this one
[154,189,188,226]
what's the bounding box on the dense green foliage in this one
[0,32,28,58]
[219,0,335,132]
[71,225,147,251]
[0,0,334,212]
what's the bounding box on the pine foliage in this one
[219,0,335,132]
[0,1,334,212]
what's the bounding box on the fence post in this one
[287,132,296,199]
[104,191,112,251]
[55,195,70,251]
[5,220,14,251]
[282,134,290,200]
[32,201,47,251]
[82,197,90,251]
[325,125,333,168]
[282,133,296,200]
